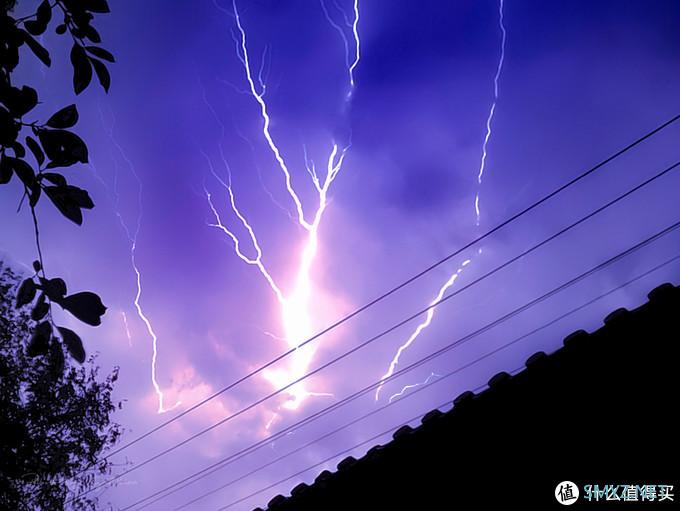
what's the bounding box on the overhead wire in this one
[156,252,680,511]
[214,249,680,511]
[70,159,680,504]
[89,113,680,467]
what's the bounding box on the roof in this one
[254,282,679,510]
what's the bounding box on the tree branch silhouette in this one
[1,0,114,366]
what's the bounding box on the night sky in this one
[2,0,680,509]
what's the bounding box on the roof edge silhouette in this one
[253,282,679,510]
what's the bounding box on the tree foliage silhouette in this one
[0,263,124,511]
[1,0,114,364]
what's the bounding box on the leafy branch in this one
[1,0,114,367]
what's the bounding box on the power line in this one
[94,113,680,464]
[214,254,680,511]
[120,221,679,511]
[156,252,680,511]
[123,163,680,510]
[212,380,507,511]
[70,160,680,503]
[129,227,680,510]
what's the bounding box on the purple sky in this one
[2,0,680,509]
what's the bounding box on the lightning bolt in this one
[97,106,180,414]
[388,372,442,403]
[375,258,473,400]
[265,412,278,432]
[321,0,360,99]
[261,330,289,345]
[121,311,132,347]
[320,0,350,70]
[199,78,294,222]
[205,0,359,412]
[474,0,507,226]
[376,0,507,401]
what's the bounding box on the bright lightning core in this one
[205,0,359,412]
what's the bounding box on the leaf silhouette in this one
[16,278,37,308]
[90,58,110,92]
[31,294,49,321]
[38,129,88,167]
[85,45,115,62]
[27,321,51,357]
[5,157,35,187]
[21,30,51,66]
[61,292,107,326]
[25,136,45,166]
[70,44,92,94]
[58,326,86,363]
[46,105,79,129]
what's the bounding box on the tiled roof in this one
[254,283,679,510]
